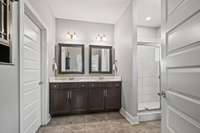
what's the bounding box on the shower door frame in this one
[137,42,162,112]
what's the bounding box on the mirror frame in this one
[89,45,113,74]
[58,43,85,74]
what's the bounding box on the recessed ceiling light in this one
[145,17,152,21]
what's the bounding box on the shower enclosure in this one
[137,44,161,111]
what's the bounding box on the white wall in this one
[115,1,138,117]
[137,26,161,43]
[56,19,114,75]
[0,2,19,133]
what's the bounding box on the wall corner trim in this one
[120,108,139,125]
[45,114,51,125]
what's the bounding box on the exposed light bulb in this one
[96,34,107,42]
[73,32,77,40]
[96,34,101,41]
[102,35,107,41]
[66,32,71,39]
[66,32,77,40]
[145,16,152,21]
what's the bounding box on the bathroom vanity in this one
[49,77,122,116]
[50,44,121,116]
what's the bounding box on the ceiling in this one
[137,0,161,27]
[46,0,131,24]
[46,0,161,26]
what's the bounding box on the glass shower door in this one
[137,45,161,111]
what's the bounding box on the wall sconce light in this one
[96,34,107,42]
[66,32,77,40]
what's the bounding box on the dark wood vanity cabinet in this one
[50,82,121,116]
[105,87,121,110]
[88,83,105,112]
[70,87,88,113]
[50,89,71,114]
[88,82,121,112]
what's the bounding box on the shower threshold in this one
[138,102,160,112]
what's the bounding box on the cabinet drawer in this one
[89,82,103,88]
[61,83,79,89]
[50,83,60,89]
[105,82,121,88]
[113,82,121,88]
[89,82,121,88]
[79,83,89,88]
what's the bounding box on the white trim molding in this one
[24,2,50,125]
[20,2,50,133]
[138,110,161,122]
[120,108,139,125]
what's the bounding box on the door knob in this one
[158,91,166,98]
[38,81,43,85]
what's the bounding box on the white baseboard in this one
[42,114,51,126]
[46,114,51,125]
[138,110,161,122]
[120,108,139,125]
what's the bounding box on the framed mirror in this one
[59,43,84,74]
[89,45,112,74]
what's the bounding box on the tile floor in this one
[38,112,161,133]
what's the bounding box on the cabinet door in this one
[50,90,71,115]
[70,88,88,113]
[105,87,121,110]
[88,87,105,112]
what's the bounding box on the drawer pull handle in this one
[81,85,85,87]
[104,89,108,97]
[70,91,72,99]
[66,98,68,102]
[67,91,70,100]
[106,89,108,97]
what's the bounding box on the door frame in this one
[19,1,49,133]
[136,42,162,112]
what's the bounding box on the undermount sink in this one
[98,76,105,80]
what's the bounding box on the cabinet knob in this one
[81,84,85,87]
[115,84,120,87]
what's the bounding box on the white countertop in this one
[49,76,122,83]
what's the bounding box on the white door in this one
[161,0,200,133]
[23,14,41,133]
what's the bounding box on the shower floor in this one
[138,102,160,111]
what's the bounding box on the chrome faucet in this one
[99,76,104,80]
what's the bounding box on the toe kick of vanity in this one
[49,81,122,116]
